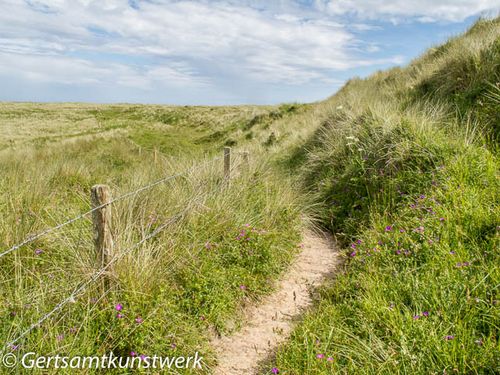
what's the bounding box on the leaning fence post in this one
[91,185,113,291]
[224,147,231,180]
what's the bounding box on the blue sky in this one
[0,0,498,105]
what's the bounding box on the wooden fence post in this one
[224,147,231,180]
[91,185,113,291]
[154,148,158,164]
[242,151,250,168]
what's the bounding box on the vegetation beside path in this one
[272,17,500,374]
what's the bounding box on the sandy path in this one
[211,230,339,375]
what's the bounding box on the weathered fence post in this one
[224,147,231,180]
[91,185,113,291]
[153,148,158,164]
[242,151,250,168]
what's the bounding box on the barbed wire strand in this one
[3,186,213,351]
[2,149,248,350]
[0,156,221,260]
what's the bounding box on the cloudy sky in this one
[0,1,498,104]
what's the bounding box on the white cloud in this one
[0,0,401,92]
[315,0,500,23]
[1,0,492,103]
[0,51,209,89]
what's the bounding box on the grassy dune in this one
[273,17,500,374]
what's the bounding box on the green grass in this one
[271,16,500,375]
[0,101,311,373]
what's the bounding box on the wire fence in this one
[1,146,249,351]
[0,155,222,259]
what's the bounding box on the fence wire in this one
[4,187,212,350]
[1,148,248,350]
[0,156,221,260]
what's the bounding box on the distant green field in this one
[0,102,308,154]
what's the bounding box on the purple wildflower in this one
[449,251,456,255]
[316,353,325,359]
[115,303,123,311]
[10,344,19,351]
[385,225,393,232]
[413,315,420,320]
[139,354,147,361]
[271,368,279,374]
[349,251,356,257]
[35,248,43,255]
[444,335,454,341]
[116,313,124,319]
[399,229,405,233]
[239,285,247,290]
[327,357,334,362]
[422,311,429,317]
[439,218,445,222]
[135,316,143,324]
[56,334,64,341]
[130,351,136,357]
[356,239,362,245]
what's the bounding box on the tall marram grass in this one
[0,132,303,372]
[271,17,500,374]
